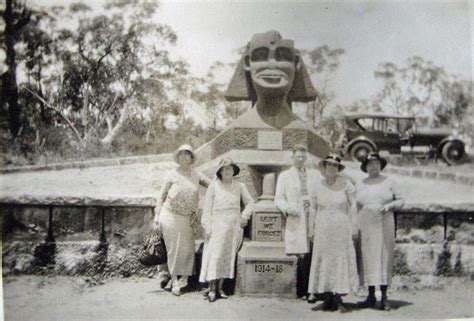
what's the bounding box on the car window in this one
[357,118,373,130]
[398,118,414,133]
[373,118,386,131]
[386,119,398,133]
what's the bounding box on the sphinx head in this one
[243,31,300,98]
[225,31,316,104]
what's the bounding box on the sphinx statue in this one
[196,30,328,163]
[225,30,317,129]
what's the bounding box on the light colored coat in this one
[275,166,322,254]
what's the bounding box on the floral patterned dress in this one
[308,178,358,294]
[157,169,201,277]
[199,180,254,282]
[355,176,403,286]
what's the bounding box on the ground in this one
[2,275,473,321]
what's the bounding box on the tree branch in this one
[22,85,83,142]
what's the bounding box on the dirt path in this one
[2,276,473,321]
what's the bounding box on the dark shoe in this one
[164,279,172,292]
[158,272,171,289]
[218,290,228,299]
[381,299,391,311]
[307,293,318,304]
[202,287,210,298]
[311,300,333,311]
[335,301,348,313]
[334,296,348,313]
[359,296,376,308]
[208,291,217,302]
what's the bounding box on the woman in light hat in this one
[199,158,255,302]
[152,144,210,296]
[355,153,404,310]
[308,154,358,313]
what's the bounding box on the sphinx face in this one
[246,32,299,97]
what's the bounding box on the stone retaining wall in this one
[386,165,474,186]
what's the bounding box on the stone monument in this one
[195,30,329,297]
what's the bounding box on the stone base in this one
[236,241,297,298]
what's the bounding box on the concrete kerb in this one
[343,161,474,186]
[0,153,173,174]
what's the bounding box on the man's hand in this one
[240,218,248,227]
[152,219,161,232]
[287,206,299,217]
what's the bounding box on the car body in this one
[342,113,466,165]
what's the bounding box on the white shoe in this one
[172,286,181,296]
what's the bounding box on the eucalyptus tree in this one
[302,45,345,126]
[373,56,472,127]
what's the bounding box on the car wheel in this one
[441,141,465,165]
[349,142,374,162]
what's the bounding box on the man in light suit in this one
[275,144,322,298]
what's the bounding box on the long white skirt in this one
[358,207,395,286]
[308,209,358,294]
[159,207,195,277]
[199,211,243,282]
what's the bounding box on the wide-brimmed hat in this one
[319,153,345,172]
[216,158,240,179]
[173,144,195,164]
[360,152,388,172]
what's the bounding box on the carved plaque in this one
[257,131,283,150]
[253,212,283,242]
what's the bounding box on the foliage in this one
[453,250,465,277]
[372,56,472,128]
[188,61,248,129]
[434,241,453,277]
[393,247,411,275]
[302,45,345,126]
[0,0,219,166]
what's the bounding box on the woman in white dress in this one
[152,144,209,296]
[200,158,254,302]
[356,153,404,310]
[308,154,359,313]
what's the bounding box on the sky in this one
[156,0,472,107]
[17,0,474,108]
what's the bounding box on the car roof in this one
[345,113,414,119]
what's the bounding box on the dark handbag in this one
[138,232,167,266]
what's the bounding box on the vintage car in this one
[342,113,466,165]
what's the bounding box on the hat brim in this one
[216,164,240,179]
[319,159,345,172]
[360,157,387,172]
[174,149,195,164]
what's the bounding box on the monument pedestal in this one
[235,184,297,298]
[236,241,297,298]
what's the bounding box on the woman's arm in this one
[240,183,255,221]
[383,178,405,212]
[153,172,173,229]
[201,182,216,237]
[198,171,211,188]
[346,181,358,237]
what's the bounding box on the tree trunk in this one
[100,107,129,147]
[2,0,22,138]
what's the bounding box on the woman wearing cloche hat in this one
[355,152,404,310]
[199,158,255,302]
[308,154,358,313]
[152,144,210,296]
